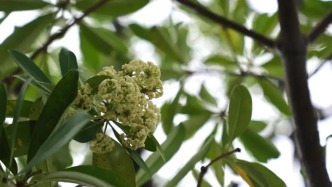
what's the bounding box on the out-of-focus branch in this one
[308,10,332,43]
[276,0,330,186]
[309,52,332,78]
[30,0,110,59]
[176,0,276,48]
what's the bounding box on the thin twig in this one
[176,0,276,48]
[197,148,241,187]
[308,10,332,43]
[30,0,110,59]
[309,52,332,78]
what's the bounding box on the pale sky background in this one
[1,0,332,186]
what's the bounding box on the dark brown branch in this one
[197,148,240,187]
[277,0,330,186]
[30,0,109,59]
[176,0,276,48]
[308,10,332,43]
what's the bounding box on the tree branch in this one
[309,52,332,78]
[30,0,110,59]
[176,0,276,48]
[276,0,330,186]
[308,10,332,43]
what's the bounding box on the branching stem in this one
[176,0,276,48]
[197,148,241,187]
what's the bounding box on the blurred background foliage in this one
[1,0,332,186]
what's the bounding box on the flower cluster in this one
[74,60,163,151]
[89,133,115,154]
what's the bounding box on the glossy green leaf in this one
[39,165,132,187]
[59,48,78,77]
[74,121,103,143]
[227,85,252,143]
[9,50,51,83]
[0,0,50,12]
[239,128,280,162]
[199,84,217,106]
[257,78,291,116]
[24,112,91,173]
[93,141,136,187]
[164,135,214,187]
[76,0,149,18]
[136,124,185,186]
[0,14,54,79]
[300,0,332,19]
[229,159,286,187]
[28,70,79,162]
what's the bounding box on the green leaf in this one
[28,70,79,162]
[180,94,207,114]
[183,112,211,139]
[23,112,91,173]
[204,54,237,70]
[79,24,127,55]
[164,135,214,187]
[39,165,132,187]
[4,121,35,157]
[85,75,110,94]
[111,126,151,176]
[0,0,50,12]
[0,83,7,136]
[14,74,53,94]
[0,130,17,174]
[136,124,185,186]
[74,121,103,143]
[130,24,185,63]
[257,78,291,116]
[161,88,183,134]
[93,141,136,187]
[76,0,149,18]
[249,121,267,133]
[0,14,54,79]
[228,159,286,187]
[9,50,51,83]
[59,48,78,77]
[9,79,31,173]
[261,57,284,79]
[227,85,252,143]
[239,128,280,162]
[143,134,157,152]
[6,100,34,118]
[199,84,218,106]
[147,133,166,161]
